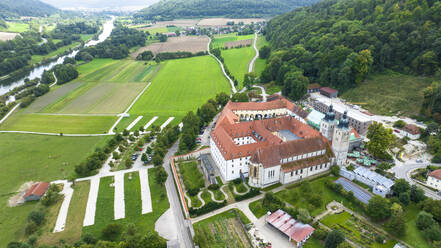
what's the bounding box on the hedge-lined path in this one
[207,189,225,203]
[233,182,250,195]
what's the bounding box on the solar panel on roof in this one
[335,178,373,204]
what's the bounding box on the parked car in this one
[131,154,138,161]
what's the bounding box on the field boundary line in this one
[207,36,237,93]
[127,116,143,130]
[0,103,20,125]
[108,82,151,134]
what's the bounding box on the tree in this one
[387,203,406,236]
[366,122,394,159]
[426,224,441,241]
[259,46,271,59]
[367,195,390,221]
[282,69,308,101]
[325,230,345,248]
[41,184,61,206]
[231,92,249,102]
[393,179,410,196]
[297,208,311,223]
[331,165,340,176]
[101,223,123,241]
[353,49,373,84]
[215,92,230,106]
[410,185,426,203]
[152,153,163,166]
[399,192,410,206]
[141,153,148,163]
[155,167,168,185]
[393,120,406,129]
[417,211,435,230]
[243,72,258,88]
[41,70,55,85]
[28,210,45,226]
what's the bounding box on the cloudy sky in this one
[41,0,159,10]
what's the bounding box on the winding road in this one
[248,32,259,73]
[207,36,237,93]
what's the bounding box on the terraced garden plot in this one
[130,56,230,118]
[0,113,116,134]
[193,209,252,248]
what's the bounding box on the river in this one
[0,16,115,96]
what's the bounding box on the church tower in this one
[332,110,350,166]
[320,104,337,141]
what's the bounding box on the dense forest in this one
[261,0,441,100]
[135,0,320,20]
[0,0,58,18]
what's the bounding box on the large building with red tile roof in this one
[210,96,336,186]
[266,209,315,246]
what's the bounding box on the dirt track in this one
[132,36,209,57]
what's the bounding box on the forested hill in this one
[0,0,58,18]
[135,0,320,20]
[262,0,441,96]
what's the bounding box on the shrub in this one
[27,210,45,226]
[187,187,200,196]
[208,184,220,191]
[41,184,61,206]
[232,178,242,185]
[189,201,227,217]
[25,222,38,235]
[101,223,123,241]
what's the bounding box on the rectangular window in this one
[296,170,298,175]
[300,169,303,174]
[320,164,322,169]
[310,167,313,171]
[291,171,293,176]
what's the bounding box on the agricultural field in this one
[0,133,108,247]
[222,46,255,89]
[211,33,255,49]
[198,18,265,26]
[0,31,18,41]
[127,55,230,128]
[224,39,253,49]
[82,168,169,240]
[0,22,29,33]
[133,36,209,57]
[341,70,432,116]
[193,209,252,248]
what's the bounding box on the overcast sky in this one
[41,0,159,10]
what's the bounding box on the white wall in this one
[428,176,441,191]
[281,162,331,184]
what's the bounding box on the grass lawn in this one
[146,27,168,34]
[86,176,115,237]
[254,35,269,76]
[248,200,267,219]
[0,113,117,134]
[83,168,169,240]
[38,181,90,246]
[31,42,81,65]
[178,160,205,191]
[303,237,324,248]
[0,22,29,32]
[265,83,281,95]
[222,47,255,89]
[193,208,252,248]
[0,133,108,247]
[395,203,431,248]
[341,70,432,116]
[80,34,94,42]
[130,56,230,118]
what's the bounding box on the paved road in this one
[248,32,259,73]
[389,160,441,199]
[163,141,194,248]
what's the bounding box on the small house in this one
[428,169,441,191]
[319,87,338,98]
[307,83,321,93]
[24,182,50,202]
[401,124,421,140]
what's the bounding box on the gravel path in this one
[144,116,158,130]
[160,117,174,130]
[127,116,143,130]
[83,177,100,226]
[207,37,237,93]
[114,173,125,220]
[248,32,259,73]
[52,180,73,233]
[139,168,153,214]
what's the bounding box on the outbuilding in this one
[24,182,50,202]
[401,124,421,140]
[319,87,338,98]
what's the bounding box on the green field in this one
[0,113,116,133]
[129,56,230,122]
[254,35,269,76]
[0,22,29,33]
[31,42,81,65]
[222,47,255,88]
[145,27,168,34]
[341,71,432,116]
[0,133,108,247]
[83,168,169,240]
[211,33,254,49]
[80,34,94,42]
[193,209,252,248]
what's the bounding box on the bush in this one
[25,221,38,235]
[189,201,227,217]
[208,184,220,190]
[232,178,242,185]
[27,210,45,226]
[187,187,200,196]
[101,223,123,241]
[234,187,260,201]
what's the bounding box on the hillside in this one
[261,0,441,101]
[135,0,320,20]
[0,0,58,18]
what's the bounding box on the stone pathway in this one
[52,180,73,233]
[83,177,100,226]
[114,173,125,220]
[207,189,224,203]
[233,182,250,195]
[127,116,143,130]
[139,168,152,214]
[144,116,158,130]
[195,191,206,209]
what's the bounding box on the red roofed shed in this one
[266,209,315,246]
[320,87,338,98]
[24,182,50,202]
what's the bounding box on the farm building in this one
[319,87,338,98]
[24,182,50,202]
[401,124,421,140]
[266,209,314,247]
[428,169,441,191]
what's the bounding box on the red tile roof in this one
[320,87,338,95]
[24,182,50,198]
[308,83,321,89]
[403,124,420,135]
[266,209,314,243]
[429,169,441,180]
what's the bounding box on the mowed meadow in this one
[0,59,157,134]
[0,133,109,246]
